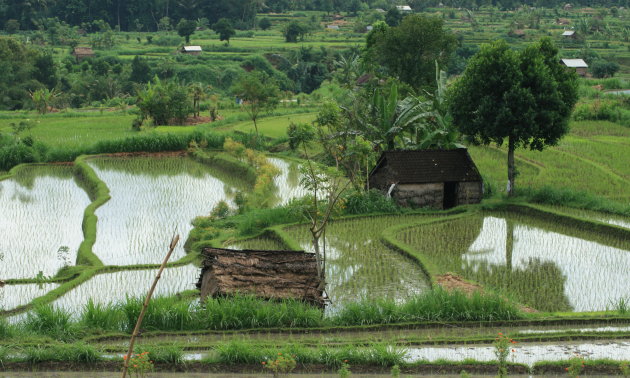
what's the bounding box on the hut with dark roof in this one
[197,247,324,307]
[368,149,483,209]
[71,47,95,62]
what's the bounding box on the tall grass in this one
[22,343,101,363]
[333,287,522,325]
[0,317,15,339]
[9,289,523,340]
[80,299,123,332]
[136,344,184,364]
[23,305,79,341]
[201,294,323,329]
[213,340,407,367]
[517,186,630,216]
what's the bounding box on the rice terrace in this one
[2,0,630,376]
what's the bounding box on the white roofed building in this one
[561,58,588,76]
[181,45,202,55]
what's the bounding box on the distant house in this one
[563,3,573,11]
[368,149,483,209]
[197,247,324,307]
[326,24,340,30]
[181,45,202,55]
[71,47,94,62]
[556,18,571,25]
[396,5,413,12]
[562,30,577,38]
[561,58,588,76]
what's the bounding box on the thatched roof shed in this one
[197,247,324,307]
[71,47,94,61]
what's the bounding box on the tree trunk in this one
[507,135,515,197]
[505,219,514,273]
[252,117,259,136]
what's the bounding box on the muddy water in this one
[0,166,90,280]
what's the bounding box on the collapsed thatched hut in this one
[197,247,324,307]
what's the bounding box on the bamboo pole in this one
[121,234,180,378]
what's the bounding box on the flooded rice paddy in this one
[4,156,630,317]
[540,205,630,230]
[284,216,432,311]
[266,157,308,206]
[397,212,630,312]
[88,157,249,265]
[0,282,58,311]
[406,341,630,366]
[51,265,199,314]
[0,166,90,280]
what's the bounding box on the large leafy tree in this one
[449,38,578,196]
[176,18,196,43]
[231,71,280,135]
[365,14,457,92]
[212,18,235,45]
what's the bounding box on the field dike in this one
[1,153,205,316]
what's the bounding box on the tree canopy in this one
[176,19,197,44]
[449,38,579,196]
[365,14,457,92]
[231,71,280,135]
[212,18,236,45]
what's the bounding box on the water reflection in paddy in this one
[89,157,248,265]
[285,215,431,312]
[51,264,198,315]
[0,166,90,279]
[399,213,630,312]
[464,216,630,311]
[0,282,58,311]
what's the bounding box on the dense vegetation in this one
[1,2,630,373]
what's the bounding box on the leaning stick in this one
[121,234,180,378]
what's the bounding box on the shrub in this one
[343,189,400,214]
[136,77,192,125]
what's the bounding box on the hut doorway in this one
[443,182,458,209]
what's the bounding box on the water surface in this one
[89,157,248,265]
[285,215,432,312]
[0,166,90,279]
[51,264,199,314]
[398,213,630,311]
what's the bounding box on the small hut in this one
[396,5,413,12]
[71,47,94,62]
[368,149,483,209]
[562,30,577,39]
[181,45,202,55]
[561,58,588,76]
[197,247,324,307]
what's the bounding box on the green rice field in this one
[283,215,433,311]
